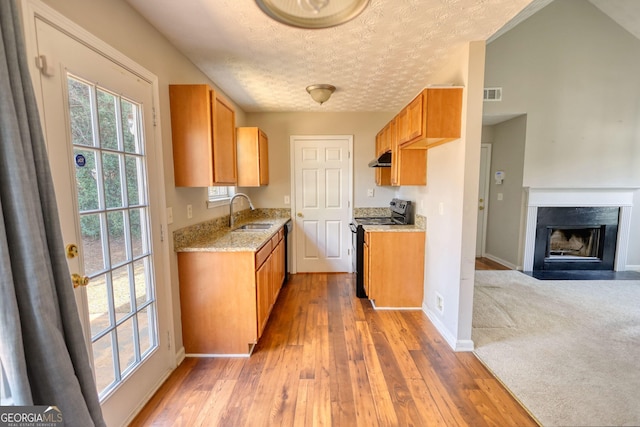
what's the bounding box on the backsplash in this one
[354,207,391,217]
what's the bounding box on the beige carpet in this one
[472,270,640,427]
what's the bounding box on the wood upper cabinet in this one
[389,117,426,186]
[375,124,391,186]
[364,230,425,308]
[398,87,463,149]
[169,84,237,187]
[237,127,269,187]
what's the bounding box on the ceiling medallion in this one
[255,0,370,29]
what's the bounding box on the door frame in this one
[20,0,176,423]
[477,143,492,257]
[289,135,354,274]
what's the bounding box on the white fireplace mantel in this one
[522,188,636,271]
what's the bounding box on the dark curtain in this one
[0,2,105,425]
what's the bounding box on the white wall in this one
[243,112,396,209]
[483,115,527,268]
[400,41,486,351]
[484,0,640,265]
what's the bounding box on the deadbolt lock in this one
[65,243,79,259]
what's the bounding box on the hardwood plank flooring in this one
[130,273,537,426]
[475,257,511,270]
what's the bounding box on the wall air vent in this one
[483,87,502,101]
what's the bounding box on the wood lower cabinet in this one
[178,226,285,355]
[169,84,237,187]
[364,230,425,308]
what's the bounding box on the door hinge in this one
[152,107,157,127]
[167,331,171,350]
[160,224,165,242]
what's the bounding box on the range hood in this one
[368,151,391,168]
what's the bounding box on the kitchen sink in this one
[232,223,272,231]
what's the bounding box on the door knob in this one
[297,212,303,217]
[71,273,90,288]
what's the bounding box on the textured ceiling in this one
[125,0,639,113]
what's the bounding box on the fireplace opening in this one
[533,207,619,271]
[546,227,602,259]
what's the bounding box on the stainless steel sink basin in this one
[232,223,272,231]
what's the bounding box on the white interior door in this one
[29,15,172,426]
[292,136,352,273]
[476,144,491,257]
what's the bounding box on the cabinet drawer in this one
[255,240,272,268]
[271,234,280,248]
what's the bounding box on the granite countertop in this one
[360,223,425,232]
[174,209,291,253]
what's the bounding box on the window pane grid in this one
[67,74,158,399]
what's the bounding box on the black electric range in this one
[349,199,413,298]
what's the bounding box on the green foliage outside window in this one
[67,78,143,239]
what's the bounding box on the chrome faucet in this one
[229,192,255,228]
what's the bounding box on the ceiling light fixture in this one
[306,84,336,105]
[255,0,370,29]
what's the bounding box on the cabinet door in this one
[212,93,237,184]
[396,106,409,145]
[407,92,426,143]
[256,255,271,338]
[367,231,425,307]
[169,85,213,187]
[258,129,269,185]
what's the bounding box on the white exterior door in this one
[26,10,172,426]
[292,136,352,273]
[476,144,491,257]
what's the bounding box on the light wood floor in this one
[130,273,536,426]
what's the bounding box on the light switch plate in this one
[187,204,193,219]
[284,195,290,205]
[166,207,173,224]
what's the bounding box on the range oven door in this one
[349,222,367,298]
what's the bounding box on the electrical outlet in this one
[284,195,290,205]
[436,293,444,314]
[497,193,504,201]
[187,204,193,219]
[367,188,374,197]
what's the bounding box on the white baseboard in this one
[423,304,475,352]
[482,253,518,270]
[122,366,174,426]
[626,265,640,272]
[175,346,186,366]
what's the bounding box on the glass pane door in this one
[67,75,158,398]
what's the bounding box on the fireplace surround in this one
[533,206,619,271]
[523,188,635,272]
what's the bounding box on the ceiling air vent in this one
[483,87,502,101]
